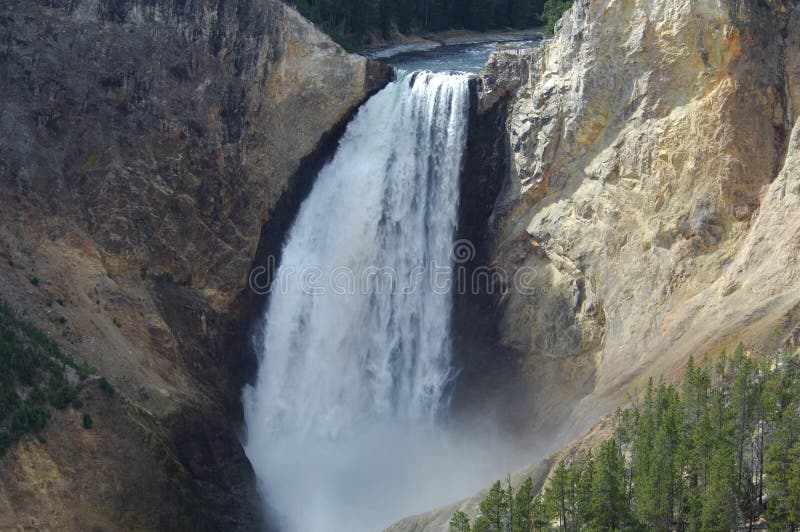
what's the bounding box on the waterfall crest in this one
[243,71,470,532]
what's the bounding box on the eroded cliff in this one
[405,0,800,528]
[460,0,800,438]
[0,0,389,528]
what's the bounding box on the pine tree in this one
[788,441,800,527]
[507,0,529,26]
[682,355,712,530]
[472,342,800,532]
[463,0,494,31]
[541,0,572,34]
[590,438,629,529]
[545,460,570,531]
[649,385,684,529]
[530,493,549,531]
[512,477,534,532]
[472,515,490,532]
[574,452,594,526]
[730,343,757,498]
[449,510,471,532]
[700,451,739,531]
[631,378,657,524]
[480,480,508,532]
[566,460,582,531]
[764,381,800,530]
[505,476,515,532]
[701,373,739,531]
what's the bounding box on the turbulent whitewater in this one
[243,71,475,531]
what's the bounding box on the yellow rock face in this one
[477,0,800,436]
[395,0,800,528]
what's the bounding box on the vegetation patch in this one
[99,377,115,398]
[453,343,800,531]
[289,0,573,50]
[0,301,103,455]
[541,0,572,35]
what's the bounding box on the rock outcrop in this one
[0,0,389,528]
[461,0,800,438]
[404,0,800,528]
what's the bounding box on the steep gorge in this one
[3,0,800,529]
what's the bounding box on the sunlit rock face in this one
[457,0,800,468]
[0,0,389,528]
[394,0,800,528]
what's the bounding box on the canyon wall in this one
[462,0,800,437]
[406,0,800,528]
[0,0,389,528]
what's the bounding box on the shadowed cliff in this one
[0,0,389,528]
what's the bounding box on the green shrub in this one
[99,377,115,398]
[10,406,46,434]
[0,300,111,455]
[542,0,573,34]
[77,361,94,381]
[82,413,93,429]
[47,372,75,409]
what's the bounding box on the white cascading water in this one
[244,71,483,532]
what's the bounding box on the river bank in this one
[360,27,545,60]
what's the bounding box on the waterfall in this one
[243,71,471,532]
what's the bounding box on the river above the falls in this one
[364,28,545,72]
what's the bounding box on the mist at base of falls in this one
[254,421,533,532]
[243,71,524,531]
